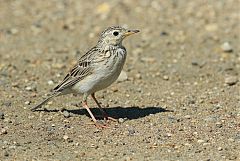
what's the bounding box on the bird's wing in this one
[53,47,105,92]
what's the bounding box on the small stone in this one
[184,143,192,147]
[218,147,223,151]
[228,138,234,142]
[221,42,233,52]
[3,151,9,157]
[136,88,142,92]
[215,122,222,128]
[63,135,69,140]
[160,31,169,36]
[118,118,125,123]
[25,86,32,91]
[62,110,70,118]
[135,73,142,79]
[225,76,238,85]
[197,140,205,143]
[128,127,135,135]
[205,24,218,32]
[9,28,18,35]
[24,101,31,105]
[191,60,199,66]
[2,101,11,107]
[0,128,7,135]
[117,71,128,82]
[112,87,118,92]
[48,80,54,85]
[124,156,132,161]
[185,115,191,119]
[163,75,169,80]
[0,112,4,119]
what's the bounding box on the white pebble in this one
[63,135,69,140]
[48,80,54,85]
[221,42,233,52]
[25,86,32,91]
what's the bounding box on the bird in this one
[31,26,139,127]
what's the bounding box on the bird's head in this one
[98,26,139,46]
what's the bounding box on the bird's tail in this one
[31,92,60,111]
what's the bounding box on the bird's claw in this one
[86,120,109,128]
[104,116,117,123]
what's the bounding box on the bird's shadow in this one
[40,106,172,120]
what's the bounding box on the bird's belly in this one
[72,57,125,95]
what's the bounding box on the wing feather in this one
[53,47,103,92]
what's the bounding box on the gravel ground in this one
[0,0,239,161]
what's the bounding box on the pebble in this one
[228,138,234,142]
[218,147,223,151]
[24,101,31,105]
[31,25,41,35]
[118,118,125,123]
[3,101,12,107]
[184,115,191,119]
[136,88,142,93]
[135,73,142,79]
[62,110,70,118]
[48,80,54,85]
[63,135,69,140]
[163,75,169,80]
[117,71,128,82]
[221,42,233,52]
[9,28,18,35]
[197,140,205,143]
[111,87,118,92]
[3,151,9,157]
[25,86,33,91]
[128,127,135,136]
[225,76,238,85]
[191,60,199,66]
[0,128,8,135]
[215,122,222,128]
[0,112,4,119]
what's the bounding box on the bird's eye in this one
[113,31,119,36]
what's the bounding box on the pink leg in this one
[91,93,117,122]
[82,101,108,128]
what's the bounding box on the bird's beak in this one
[124,29,140,37]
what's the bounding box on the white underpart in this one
[72,47,126,96]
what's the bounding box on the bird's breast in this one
[73,47,127,94]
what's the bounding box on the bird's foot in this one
[95,115,117,123]
[87,120,109,129]
[104,116,117,123]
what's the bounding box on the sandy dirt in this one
[0,0,239,160]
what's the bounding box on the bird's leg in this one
[82,96,108,128]
[91,93,117,122]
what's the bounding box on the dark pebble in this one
[191,61,199,66]
[2,101,11,107]
[0,112,4,119]
[3,151,9,157]
[160,31,169,36]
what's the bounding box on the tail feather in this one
[31,92,59,111]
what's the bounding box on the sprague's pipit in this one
[31,26,139,127]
